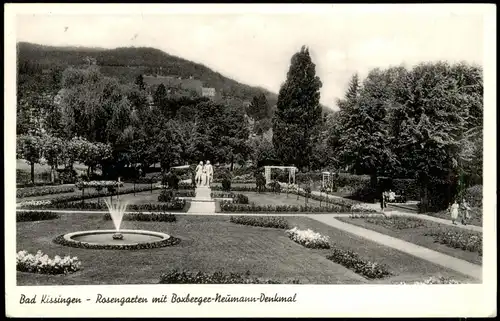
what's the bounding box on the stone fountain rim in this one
[54,229,181,250]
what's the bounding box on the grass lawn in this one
[336,216,482,265]
[241,192,325,208]
[16,214,476,285]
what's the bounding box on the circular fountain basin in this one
[54,229,180,250]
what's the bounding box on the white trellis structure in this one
[264,166,298,185]
[322,171,333,188]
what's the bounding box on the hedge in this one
[218,202,372,213]
[230,216,289,229]
[103,212,177,222]
[159,270,300,284]
[24,199,188,212]
[17,185,75,198]
[16,211,60,222]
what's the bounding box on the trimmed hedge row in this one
[159,270,300,284]
[25,199,187,212]
[219,202,355,213]
[17,185,160,208]
[229,216,290,229]
[17,185,76,198]
[16,211,60,222]
[103,212,177,222]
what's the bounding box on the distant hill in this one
[16,42,333,114]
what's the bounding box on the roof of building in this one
[143,75,203,92]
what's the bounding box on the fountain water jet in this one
[104,198,129,240]
[53,194,180,250]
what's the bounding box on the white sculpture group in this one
[195,161,213,187]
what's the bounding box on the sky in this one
[15,5,486,109]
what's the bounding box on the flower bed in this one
[17,185,161,209]
[395,276,461,285]
[326,248,392,279]
[75,180,124,189]
[219,202,370,213]
[103,212,177,222]
[233,194,249,204]
[159,270,300,284]
[285,227,331,249]
[25,199,187,212]
[352,216,428,230]
[53,234,181,250]
[17,211,60,222]
[211,192,235,198]
[17,185,75,198]
[230,216,290,229]
[425,229,482,255]
[16,250,81,275]
[175,190,196,198]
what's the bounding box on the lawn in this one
[336,216,482,265]
[425,208,483,227]
[16,214,477,285]
[241,192,324,207]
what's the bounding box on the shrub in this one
[159,270,300,284]
[221,177,231,192]
[163,172,180,190]
[57,168,78,184]
[255,172,266,192]
[103,212,176,222]
[16,211,59,222]
[464,185,482,208]
[16,250,81,275]
[268,181,281,194]
[326,249,392,279]
[16,185,75,198]
[285,227,330,249]
[158,189,175,202]
[425,229,482,255]
[233,193,249,204]
[230,216,289,229]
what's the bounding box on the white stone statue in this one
[205,160,213,186]
[195,161,204,186]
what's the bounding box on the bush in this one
[285,227,331,249]
[464,185,482,208]
[16,250,81,275]
[233,193,249,204]
[326,248,392,279]
[103,212,176,222]
[57,168,78,184]
[230,216,289,229]
[425,229,482,255]
[221,177,231,192]
[158,189,175,202]
[159,270,300,284]
[255,172,266,193]
[16,185,75,198]
[268,181,281,194]
[16,210,60,222]
[163,172,180,190]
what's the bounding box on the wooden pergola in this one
[264,166,298,185]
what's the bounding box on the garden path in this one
[310,190,482,232]
[187,185,215,214]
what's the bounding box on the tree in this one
[247,93,271,121]
[336,69,397,198]
[42,134,66,183]
[16,134,43,184]
[273,46,323,170]
[135,74,146,91]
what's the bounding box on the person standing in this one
[205,160,213,187]
[195,161,204,186]
[450,200,459,225]
[461,199,471,225]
